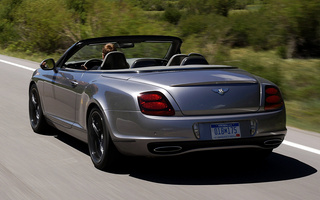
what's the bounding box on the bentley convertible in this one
[29,35,286,170]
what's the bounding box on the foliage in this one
[0,0,319,132]
[9,0,74,53]
[179,15,208,36]
[227,48,320,132]
[0,0,22,47]
[0,0,319,58]
[227,49,283,87]
[234,0,255,9]
[286,100,320,133]
[162,5,181,25]
[265,0,320,58]
[213,0,237,17]
[178,0,237,17]
[131,0,165,11]
[0,0,176,53]
[65,0,88,24]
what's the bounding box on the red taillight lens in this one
[265,87,278,95]
[266,95,281,103]
[140,93,162,101]
[138,92,175,116]
[264,85,284,111]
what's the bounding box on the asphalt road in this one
[0,54,319,200]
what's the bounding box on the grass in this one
[0,48,60,63]
[226,48,320,133]
[286,100,320,133]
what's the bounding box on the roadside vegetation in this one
[0,0,319,132]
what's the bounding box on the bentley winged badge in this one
[212,88,229,95]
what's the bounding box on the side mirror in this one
[40,58,56,71]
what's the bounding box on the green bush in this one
[227,49,283,87]
[12,0,74,53]
[265,0,320,58]
[131,0,165,11]
[163,6,181,25]
[0,0,22,48]
[234,58,282,87]
[179,15,207,36]
[276,46,288,59]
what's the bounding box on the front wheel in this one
[87,108,118,170]
[29,84,50,133]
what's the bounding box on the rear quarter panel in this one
[80,73,182,137]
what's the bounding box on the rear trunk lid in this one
[130,68,260,115]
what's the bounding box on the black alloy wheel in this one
[87,108,116,170]
[29,84,49,133]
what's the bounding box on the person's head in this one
[102,43,116,58]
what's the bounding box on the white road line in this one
[0,59,35,71]
[2,57,320,156]
[283,140,320,155]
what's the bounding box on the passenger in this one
[102,43,117,59]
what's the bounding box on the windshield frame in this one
[57,35,182,68]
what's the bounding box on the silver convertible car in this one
[29,35,286,170]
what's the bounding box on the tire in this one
[29,84,50,133]
[87,107,118,170]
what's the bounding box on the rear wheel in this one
[29,84,50,133]
[87,108,118,170]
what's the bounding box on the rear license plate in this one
[211,122,241,140]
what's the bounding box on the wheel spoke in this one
[35,106,40,120]
[31,92,38,107]
[100,134,104,154]
[90,112,105,160]
[92,120,100,137]
[30,90,40,125]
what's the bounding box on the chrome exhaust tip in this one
[153,146,182,153]
[264,139,283,146]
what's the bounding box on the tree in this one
[213,0,236,17]
[163,5,182,25]
[13,0,74,53]
[0,0,22,47]
[266,0,320,57]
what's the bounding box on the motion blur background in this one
[0,0,319,132]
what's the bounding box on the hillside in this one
[0,0,319,132]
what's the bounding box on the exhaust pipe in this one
[154,146,182,153]
[264,139,283,146]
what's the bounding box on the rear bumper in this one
[147,132,286,155]
[108,108,286,156]
[113,129,286,156]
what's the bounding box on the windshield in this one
[67,42,172,63]
[121,42,171,58]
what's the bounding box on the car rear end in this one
[105,66,286,156]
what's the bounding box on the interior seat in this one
[100,51,129,70]
[180,56,209,65]
[188,52,205,57]
[131,59,159,68]
[166,54,188,66]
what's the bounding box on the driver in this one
[81,43,117,70]
[102,43,117,59]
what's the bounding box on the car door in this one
[43,68,84,128]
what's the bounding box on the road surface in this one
[0,54,319,200]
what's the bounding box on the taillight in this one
[264,85,284,111]
[138,92,175,116]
